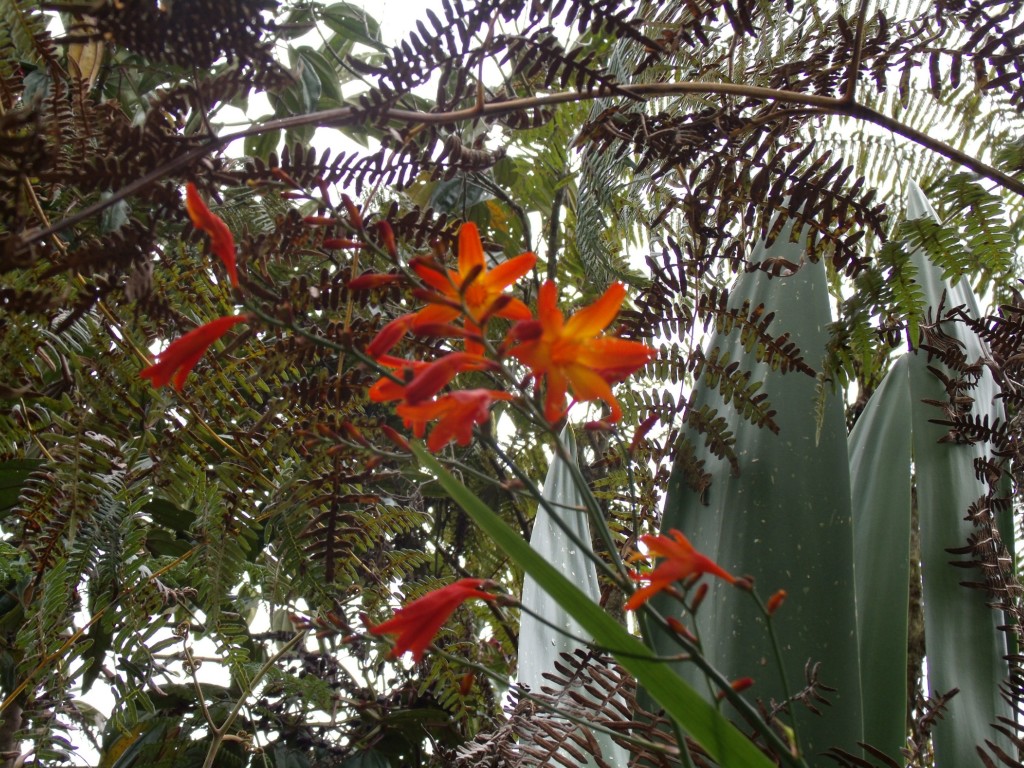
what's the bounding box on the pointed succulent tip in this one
[905,179,939,224]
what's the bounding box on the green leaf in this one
[412,443,778,768]
[518,427,627,767]
[849,354,912,759]
[244,128,281,160]
[321,2,387,52]
[653,220,863,759]
[904,181,1012,766]
[288,45,322,113]
[294,45,342,104]
[428,176,496,214]
[0,458,42,520]
[144,498,196,533]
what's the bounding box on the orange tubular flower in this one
[370,578,496,662]
[508,280,655,423]
[624,529,736,612]
[140,315,248,392]
[411,223,535,350]
[369,352,496,405]
[366,317,415,359]
[396,389,514,451]
[185,183,239,287]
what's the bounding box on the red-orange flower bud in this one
[731,677,755,693]
[342,194,363,229]
[323,238,363,250]
[380,425,411,453]
[347,272,403,291]
[303,216,339,226]
[377,221,397,259]
[410,322,475,341]
[766,589,787,615]
[690,583,709,612]
[140,314,249,392]
[369,579,496,662]
[630,412,659,452]
[716,677,756,701]
[271,167,302,188]
[341,422,371,448]
[402,352,495,405]
[666,617,698,644]
[367,316,413,358]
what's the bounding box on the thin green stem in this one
[638,601,808,768]
[753,588,801,756]
[480,433,627,588]
[200,631,308,768]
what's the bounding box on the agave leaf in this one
[652,221,863,761]
[518,427,627,767]
[848,354,912,759]
[904,181,1011,766]
[412,443,779,768]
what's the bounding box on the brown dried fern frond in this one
[455,650,694,768]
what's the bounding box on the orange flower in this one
[396,389,515,450]
[508,280,654,423]
[140,315,248,392]
[624,529,736,611]
[368,352,496,405]
[185,183,239,287]
[411,223,535,351]
[370,578,496,662]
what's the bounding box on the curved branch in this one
[20,78,1024,248]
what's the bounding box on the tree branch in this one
[19,78,1024,249]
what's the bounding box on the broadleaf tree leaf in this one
[321,2,387,52]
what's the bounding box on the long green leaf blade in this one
[849,354,912,759]
[518,427,627,766]
[905,182,1011,766]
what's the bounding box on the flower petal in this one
[564,364,621,421]
[185,183,238,287]
[457,222,485,275]
[536,280,563,332]
[564,282,625,339]
[482,252,536,292]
